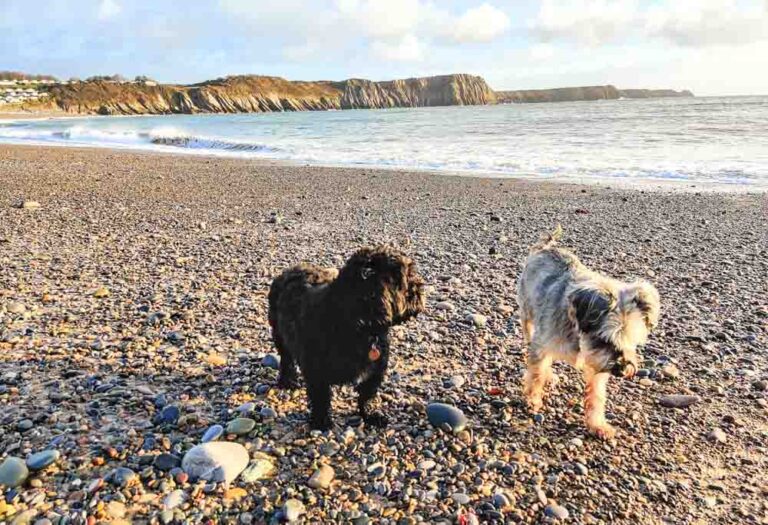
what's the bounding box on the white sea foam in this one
[1,96,766,187]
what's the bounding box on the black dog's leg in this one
[307,381,333,430]
[274,334,300,390]
[356,347,389,428]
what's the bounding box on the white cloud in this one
[529,0,768,47]
[337,0,422,39]
[97,0,121,21]
[530,0,639,45]
[371,35,425,61]
[452,3,511,43]
[219,0,511,65]
[646,0,768,46]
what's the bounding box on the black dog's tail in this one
[530,224,563,253]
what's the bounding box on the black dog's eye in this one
[361,267,375,280]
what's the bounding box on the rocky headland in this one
[495,85,694,104]
[16,75,695,116]
[41,74,496,115]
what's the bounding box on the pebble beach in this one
[0,144,766,524]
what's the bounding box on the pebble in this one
[155,453,181,471]
[426,402,468,433]
[752,380,767,392]
[574,463,589,476]
[181,442,249,484]
[659,394,700,409]
[707,428,727,444]
[25,450,60,471]
[260,406,277,419]
[544,503,570,519]
[202,424,224,443]
[16,419,33,432]
[659,364,681,380]
[492,492,512,509]
[308,464,335,489]
[237,401,257,414]
[93,286,110,298]
[261,354,280,369]
[20,200,41,209]
[434,301,455,311]
[109,467,137,487]
[0,457,28,488]
[9,510,35,525]
[283,499,306,522]
[496,304,514,315]
[155,405,181,425]
[6,302,26,314]
[466,313,487,327]
[240,456,277,482]
[446,375,466,389]
[163,489,186,510]
[105,501,126,519]
[226,417,256,435]
[451,492,471,505]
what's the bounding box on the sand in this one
[0,144,766,524]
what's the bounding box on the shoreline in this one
[1,144,766,523]
[0,141,763,194]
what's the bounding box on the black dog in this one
[268,246,425,430]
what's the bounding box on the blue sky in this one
[2,0,767,95]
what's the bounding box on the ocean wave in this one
[0,124,275,154]
[149,134,273,152]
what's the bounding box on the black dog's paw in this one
[310,416,333,431]
[276,376,301,390]
[363,411,389,428]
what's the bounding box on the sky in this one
[1,0,768,95]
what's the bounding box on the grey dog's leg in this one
[523,342,553,413]
[584,370,616,439]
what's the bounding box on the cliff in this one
[44,74,496,115]
[496,85,693,104]
[618,88,694,99]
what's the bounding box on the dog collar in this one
[368,346,381,361]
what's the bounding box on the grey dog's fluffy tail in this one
[531,224,563,253]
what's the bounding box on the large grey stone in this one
[182,442,249,484]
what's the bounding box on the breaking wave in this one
[0,123,276,154]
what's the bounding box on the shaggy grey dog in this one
[517,227,660,439]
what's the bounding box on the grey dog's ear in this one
[627,280,660,329]
[569,286,614,333]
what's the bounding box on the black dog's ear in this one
[569,287,613,333]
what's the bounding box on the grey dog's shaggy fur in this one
[268,245,425,430]
[517,227,660,439]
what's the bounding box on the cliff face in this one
[46,74,496,115]
[496,85,693,104]
[496,85,620,104]
[618,88,694,99]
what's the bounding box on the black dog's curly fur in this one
[268,245,425,430]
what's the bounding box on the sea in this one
[2,95,767,188]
